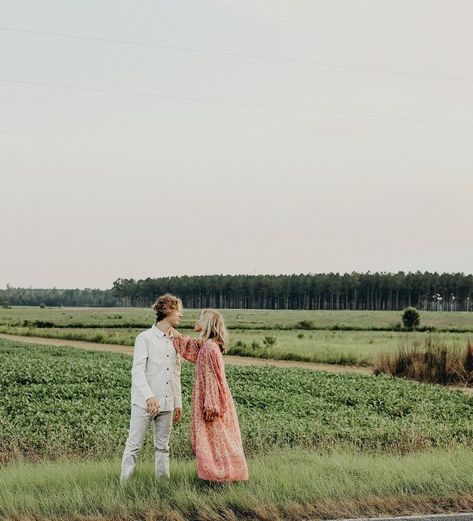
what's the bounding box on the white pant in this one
[120,405,173,481]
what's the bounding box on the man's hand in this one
[173,407,182,423]
[146,397,159,417]
[204,408,218,422]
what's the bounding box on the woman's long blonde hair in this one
[198,309,228,353]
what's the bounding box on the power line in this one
[1,78,472,127]
[1,26,473,84]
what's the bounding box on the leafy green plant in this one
[295,320,314,330]
[402,307,420,331]
[263,336,277,347]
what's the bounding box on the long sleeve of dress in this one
[201,346,228,416]
[173,335,201,363]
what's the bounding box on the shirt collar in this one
[152,324,173,339]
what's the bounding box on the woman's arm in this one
[172,333,201,363]
[201,344,227,420]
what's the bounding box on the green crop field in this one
[2,338,473,461]
[2,338,473,519]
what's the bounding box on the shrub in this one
[34,320,55,328]
[263,336,277,347]
[402,307,420,331]
[295,320,314,330]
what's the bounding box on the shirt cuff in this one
[144,390,155,402]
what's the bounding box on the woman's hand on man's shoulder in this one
[170,327,182,338]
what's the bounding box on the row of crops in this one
[2,338,473,462]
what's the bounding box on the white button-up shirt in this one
[130,325,182,411]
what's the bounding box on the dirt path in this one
[0,333,371,375]
[3,333,473,395]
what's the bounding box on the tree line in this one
[2,272,472,311]
[0,287,118,307]
[111,272,473,311]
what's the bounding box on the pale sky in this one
[1,1,472,289]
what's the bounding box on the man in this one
[120,293,183,481]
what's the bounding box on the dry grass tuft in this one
[375,337,473,386]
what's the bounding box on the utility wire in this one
[1,26,472,84]
[1,78,472,127]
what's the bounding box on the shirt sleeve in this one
[202,345,227,416]
[173,353,182,408]
[173,335,201,363]
[131,334,155,402]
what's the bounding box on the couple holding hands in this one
[120,293,248,483]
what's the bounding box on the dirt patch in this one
[0,333,371,374]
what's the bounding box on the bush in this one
[402,307,420,331]
[295,320,314,330]
[263,336,277,347]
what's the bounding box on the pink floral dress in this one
[173,336,249,482]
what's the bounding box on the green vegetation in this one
[2,338,473,464]
[3,337,473,519]
[402,307,421,331]
[4,272,473,311]
[2,323,472,367]
[110,272,473,311]
[1,306,473,331]
[2,449,473,520]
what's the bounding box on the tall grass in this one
[375,337,473,386]
[2,449,473,520]
[228,338,363,365]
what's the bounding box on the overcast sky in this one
[1,1,472,289]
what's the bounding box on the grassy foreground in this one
[2,449,473,520]
[3,337,473,519]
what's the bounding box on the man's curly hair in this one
[152,293,182,322]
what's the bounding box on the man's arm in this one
[131,334,155,403]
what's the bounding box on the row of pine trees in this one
[2,272,472,311]
[112,272,473,311]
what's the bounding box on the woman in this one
[172,309,248,482]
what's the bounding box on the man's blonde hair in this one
[152,293,182,322]
[198,309,228,352]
